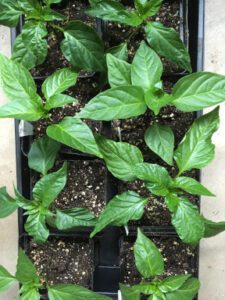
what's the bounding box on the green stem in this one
[50,24,64,32]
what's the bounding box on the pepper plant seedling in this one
[0,248,111,300]
[0,162,96,243]
[0,0,109,72]
[87,0,192,72]
[120,229,200,300]
[0,54,80,121]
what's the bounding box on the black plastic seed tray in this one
[12,0,204,299]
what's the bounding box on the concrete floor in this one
[0,0,225,299]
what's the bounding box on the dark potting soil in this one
[120,237,197,285]
[34,75,101,139]
[31,0,97,77]
[104,0,183,71]
[52,160,107,217]
[27,237,94,288]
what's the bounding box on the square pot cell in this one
[34,75,102,139]
[120,235,197,286]
[27,236,94,288]
[31,0,98,77]
[118,170,199,227]
[103,0,185,69]
[52,160,107,217]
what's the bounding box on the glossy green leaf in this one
[61,21,105,72]
[16,249,40,285]
[165,193,180,213]
[0,0,23,27]
[12,21,48,70]
[56,208,97,230]
[78,86,146,120]
[107,43,128,61]
[0,266,16,292]
[172,198,205,245]
[106,54,131,88]
[134,163,172,196]
[131,42,163,92]
[40,7,66,21]
[134,229,164,278]
[172,72,225,111]
[0,187,18,218]
[47,117,103,158]
[91,191,148,237]
[159,275,191,293]
[132,282,157,295]
[120,284,140,300]
[145,91,173,115]
[171,177,215,196]
[174,107,220,175]
[25,210,50,243]
[19,0,42,14]
[87,0,142,26]
[28,136,61,175]
[48,284,111,300]
[45,0,63,4]
[145,123,174,165]
[20,287,41,300]
[203,218,225,238]
[45,94,78,111]
[33,162,67,208]
[96,135,143,181]
[165,278,200,300]
[42,68,78,99]
[145,22,191,72]
[0,54,42,105]
[135,0,163,18]
[14,188,35,211]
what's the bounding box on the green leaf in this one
[28,136,61,175]
[171,177,215,196]
[40,7,66,21]
[0,100,45,121]
[78,86,146,120]
[203,218,225,238]
[47,117,103,158]
[135,0,163,18]
[12,21,48,70]
[25,210,50,243]
[0,187,18,218]
[0,0,23,27]
[120,284,140,300]
[134,229,164,278]
[172,72,225,111]
[174,107,220,175]
[145,22,191,73]
[61,21,105,72]
[45,94,78,111]
[131,41,163,92]
[132,282,157,295]
[45,0,63,4]
[96,135,143,181]
[159,275,191,293]
[33,162,67,208]
[55,208,97,230]
[0,54,42,105]
[145,123,174,165]
[106,54,131,88]
[20,287,41,300]
[87,0,142,26]
[0,266,16,292]
[48,284,111,300]
[16,249,40,285]
[91,191,148,237]
[42,68,78,99]
[165,278,200,300]
[165,193,180,213]
[134,163,172,196]
[145,91,173,115]
[171,198,205,245]
[107,43,128,61]
[19,0,42,14]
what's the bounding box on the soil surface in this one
[27,237,94,287]
[32,0,97,77]
[120,236,197,285]
[104,0,183,72]
[52,160,107,217]
[34,75,101,139]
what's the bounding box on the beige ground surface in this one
[0,1,225,299]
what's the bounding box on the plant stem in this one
[50,24,64,32]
